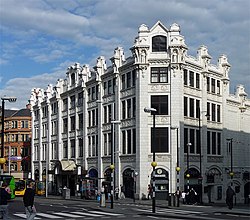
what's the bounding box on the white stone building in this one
[29,21,250,203]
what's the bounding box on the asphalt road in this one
[8,197,250,220]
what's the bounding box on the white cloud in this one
[0,0,249,108]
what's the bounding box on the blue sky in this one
[0,0,249,109]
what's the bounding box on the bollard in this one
[100,193,106,207]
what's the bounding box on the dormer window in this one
[152,35,167,52]
[71,73,75,85]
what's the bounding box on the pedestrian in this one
[189,188,197,205]
[147,184,152,200]
[23,181,36,220]
[181,191,186,204]
[226,185,235,210]
[120,185,125,199]
[115,186,119,200]
[0,182,11,220]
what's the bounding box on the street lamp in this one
[227,138,233,186]
[186,143,192,191]
[133,170,138,203]
[110,120,120,209]
[171,126,180,207]
[144,107,157,213]
[1,96,17,173]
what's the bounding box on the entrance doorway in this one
[123,168,134,198]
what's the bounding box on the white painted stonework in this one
[29,21,250,204]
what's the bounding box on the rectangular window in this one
[103,81,107,95]
[151,127,169,153]
[212,132,216,154]
[108,105,112,123]
[196,129,200,154]
[63,98,68,111]
[189,129,195,153]
[211,78,216,93]
[108,133,111,155]
[196,100,200,119]
[151,95,168,115]
[122,131,126,154]
[122,101,126,119]
[70,116,75,131]
[71,139,75,158]
[126,72,131,88]
[78,92,83,106]
[184,69,188,85]
[207,77,210,92]
[217,105,221,122]
[132,97,136,117]
[104,134,107,156]
[196,73,200,89]
[79,138,83,157]
[70,95,75,108]
[132,129,136,154]
[63,141,68,158]
[184,128,188,153]
[127,130,131,154]
[96,85,99,100]
[92,136,95,157]
[151,67,168,83]
[92,110,95,126]
[108,80,112,94]
[127,99,131,118]
[121,74,126,90]
[207,102,210,120]
[184,97,188,116]
[189,71,194,87]
[92,86,96,100]
[104,106,107,123]
[132,70,136,86]
[189,98,194,117]
[207,131,211,154]
[217,133,221,155]
[21,121,29,128]
[212,103,216,121]
[78,113,83,130]
[63,118,68,133]
[217,80,220,94]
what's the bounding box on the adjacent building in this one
[29,21,250,203]
[0,107,32,180]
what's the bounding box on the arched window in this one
[152,35,167,52]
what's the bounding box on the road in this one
[8,197,250,219]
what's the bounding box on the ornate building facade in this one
[29,21,250,203]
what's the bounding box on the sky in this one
[0,0,249,109]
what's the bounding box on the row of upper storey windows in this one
[184,69,221,95]
[4,120,29,129]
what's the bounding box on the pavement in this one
[41,195,250,217]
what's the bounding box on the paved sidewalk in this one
[42,195,250,217]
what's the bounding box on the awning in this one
[60,160,76,171]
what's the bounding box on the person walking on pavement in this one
[226,185,235,210]
[181,191,186,204]
[0,182,11,220]
[23,181,37,220]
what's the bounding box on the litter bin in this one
[63,188,70,199]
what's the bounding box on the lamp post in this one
[110,120,120,209]
[186,143,192,191]
[227,138,233,186]
[171,126,180,207]
[133,170,138,203]
[1,97,17,173]
[144,107,157,213]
